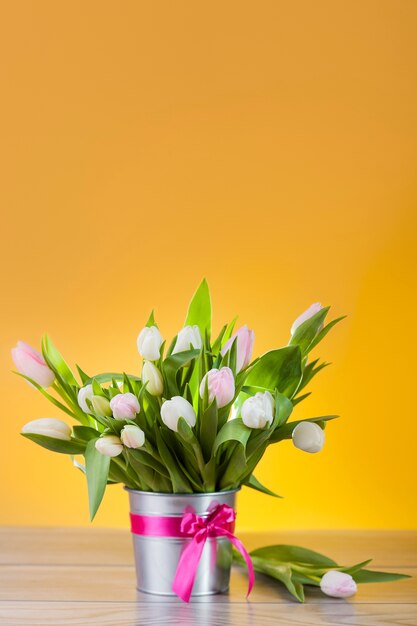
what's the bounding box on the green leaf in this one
[146,310,155,327]
[162,349,200,396]
[127,447,170,479]
[211,324,227,354]
[41,335,78,387]
[184,278,212,338]
[251,544,337,567]
[84,372,140,385]
[108,459,131,485]
[21,432,85,454]
[353,569,411,583]
[177,456,205,492]
[76,365,91,385]
[244,347,302,398]
[199,399,218,461]
[92,378,106,397]
[294,360,330,398]
[85,439,110,520]
[243,474,282,498]
[275,392,293,428]
[308,316,346,353]
[340,559,373,575]
[73,426,99,441]
[213,418,252,455]
[219,443,247,489]
[122,372,134,394]
[176,417,206,474]
[250,555,305,602]
[223,316,237,345]
[289,307,330,354]
[13,372,85,422]
[292,392,311,406]
[125,449,161,491]
[225,336,238,374]
[237,442,266,485]
[155,429,193,493]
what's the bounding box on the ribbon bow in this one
[172,503,254,602]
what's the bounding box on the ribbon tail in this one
[221,530,255,598]
[172,534,206,603]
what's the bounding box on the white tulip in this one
[172,325,202,354]
[21,418,71,441]
[78,384,94,413]
[292,421,325,453]
[95,435,123,457]
[291,302,323,336]
[142,361,164,396]
[241,391,274,429]
[137,326,163,361]
[121,425,145,449]
[90,395,112,417]
[160,396,196,432]
[320,570,357,598]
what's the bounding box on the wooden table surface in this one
[0,528,415,625]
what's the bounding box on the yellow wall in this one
[1,1,416,530]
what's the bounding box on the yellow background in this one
[1,1,416,531]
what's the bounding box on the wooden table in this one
[0,528,415,625]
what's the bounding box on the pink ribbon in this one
[130,503,254,603]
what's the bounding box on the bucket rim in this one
[124,487,241,497]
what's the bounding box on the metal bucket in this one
[126,488,239,597]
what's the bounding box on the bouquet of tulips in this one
[12,280,409,601]
[13,280,341,518]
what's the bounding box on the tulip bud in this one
[21,418,71,441]
[172,325,202,354]
[241,391,274,429]
[320,571,357,598]
[90,395,112,417]
[292,421,325,453]
[95,435,123,457]
[12,341,55,388]
[221,325,254,373]
[290,302,323,336]
[199,367,235,408]
[137,326,163,361]
[78,384,94,414]
[142,361,164,396]
[121,424,145,448]
[160,396,196,432]
[109,392,140,420]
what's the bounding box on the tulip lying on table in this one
[233,544,410,602]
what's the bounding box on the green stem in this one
[112,456,138,486]
[53,382,91,426]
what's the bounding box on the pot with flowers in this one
[12,280,408,602]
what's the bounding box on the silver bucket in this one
[126,488,239,597]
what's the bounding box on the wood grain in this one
[1,602,417,626]
[0,528,415,625]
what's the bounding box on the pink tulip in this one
[200,367,235,408]
[11,341,55,388]
[221,325,254,373]
[291,303,323,336]
[320,571,357,598]
[110,392,140,420]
